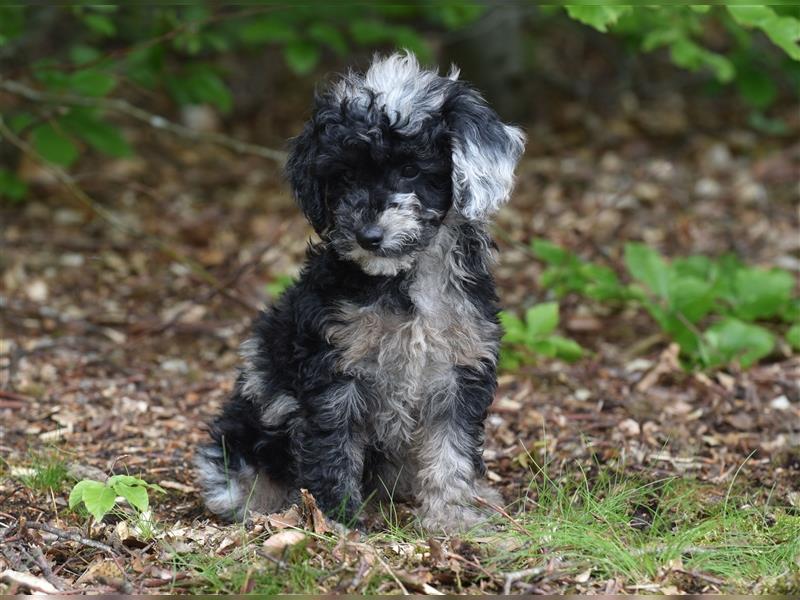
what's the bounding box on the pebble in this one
[770,395,791,411]
[695,177,722,199]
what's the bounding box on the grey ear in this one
[445,83,525,221]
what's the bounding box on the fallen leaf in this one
[262,530,306,556]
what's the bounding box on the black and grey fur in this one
[196,53,525,531]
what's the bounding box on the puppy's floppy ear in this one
[444,82,525,221]
[285,115,328,235]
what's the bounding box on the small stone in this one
[60,253,84,267]
[770,395,790,411]
[695,177,721,199]
[25,279,48,302]
[160,358,188,374]
[574,389,592,402]
[618,418,641,437]
[705,142,733,172]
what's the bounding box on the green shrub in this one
[500,302,583,371]
[531,239,798,370]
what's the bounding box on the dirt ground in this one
[1,80,799,594]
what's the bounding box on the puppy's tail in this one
[195,393,294,521]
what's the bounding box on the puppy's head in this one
[286,52,525,276]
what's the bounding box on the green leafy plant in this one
[500,302,583,371]
[532,238,798,370]
[69,474,164,524]
[565,5,800,95]
[265,274,295,299]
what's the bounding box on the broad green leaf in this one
[736,62,778,109]
[308,23,347,55]
[81,483,118,522]
[68,70,116,97]
[762,15,800,61]
[69,480,104,509]
[240,17,297,45]
[531,239,570,264]
[168,67,232,112]
[499,349,523,372]
[727,6,775,27]
[624,243,670,299]
[9,112,35,133]
[114,482,149,512]
[61,109,132,157]
[704,318,775,368]
[82,13,116,37]
[70,44,101,66]
[668,276,715,323]
[283,41,321,75]
[787,324,800,351]
[499,311,528,344]
[669,38,735,82]
[525,302,559,339]
[0,169,27,202]
[107,474,142,487]
[31,123,79,167]
[731,267,794,321]
[547,335,584,362]
[565,5,631,32]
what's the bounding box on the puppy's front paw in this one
[419,503,491,533]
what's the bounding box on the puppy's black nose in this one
[356,225,384,250]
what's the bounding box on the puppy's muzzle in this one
[356,224,384,250]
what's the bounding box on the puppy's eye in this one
[400,164,419,178]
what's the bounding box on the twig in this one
[474,495,528,535]
[0,77,287,164]
[24,522,116,555]
[502,565,547,595]
[29,546,65,591]
[674,567,725,586]
[0,117,259,313]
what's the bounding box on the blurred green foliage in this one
[530,240,798,371]
[500,303,584,372]
[0,3,798,202]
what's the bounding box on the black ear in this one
[444,82,525,221]
[285,115,328,235]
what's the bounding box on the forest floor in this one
[1,85,799,594]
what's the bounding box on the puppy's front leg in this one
[415,365,500,532]
[297,379,367,523]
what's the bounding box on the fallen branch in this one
[0,77,287,164]
[24,522,116,555]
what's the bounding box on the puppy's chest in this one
[326,271,497,446]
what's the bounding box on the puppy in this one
[196,52,525,531]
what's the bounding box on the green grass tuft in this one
[16,452,70,494]
[489,467,800,590]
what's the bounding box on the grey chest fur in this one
[325,228,498,448]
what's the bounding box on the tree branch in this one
[0,77,287,164]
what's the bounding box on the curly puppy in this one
[196,52,525,532]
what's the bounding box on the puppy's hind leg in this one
[195,391,293,521]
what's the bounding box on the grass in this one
[158,466,800,593]
[484,467,800,591]
[12,451,70,494]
